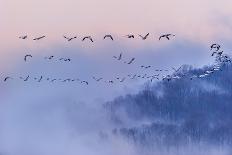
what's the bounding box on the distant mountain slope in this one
[105,62,232,148]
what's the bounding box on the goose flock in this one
[18,33,175,42]
[2,34,231,86]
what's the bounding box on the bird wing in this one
[24,55,32,61]
[90,37,94,42]
[82,37,87,41]
[144,33,149,38]
[138,35,143,38]
[128,58,135,64]
[159,36,163,40]
[4,77,11,82]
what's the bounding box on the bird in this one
[81,81,89,85]
[211,51,217,56]
[138,33,149,40]
[212,51,223,56]
[116,77,126,82]
[141,65,151,69]
[63,79,71,82]
[51,79,57,82]
[45,56,54,60]
[37,76,43,82]
[159,34,175,40]
[127,58,135,64]
[82,36,94,42]
[125,34,135,38]
[150,76,159,82]
[119,77,126,82]
[113,53,122,60]
[63,35,77,41]
[23,75,30,81]
[4,76,13,82]
[218,51,224,56]
[93,77,103,82]
[210,44,221,51]
[172,66,182,73]
[33,36,46,40]
[162,75,172,81]
[103,35,114,41]
[128,74,137,79]
[64,58,71,62]
[19,35,27,39]
[142,74,147,78]
[24,54,32,62]
[20,75,30,81]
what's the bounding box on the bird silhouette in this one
[125,34,135,38]
[24,55,32,62]
[127,58,135,64]
[81,81,89,85]
[119,77,126,82]
[113,53,122,60]
[37,76,43,82]
[33,36,46,40]
[4,76,13,82]
[103,35,114,41]
[141,65,151,69]
[210,44,220,51]
[19,35,27,39]
[82,36,94,42]
[172,66,182,73]
[20,75,30,81]
[45,56,54,60]
[63,79,71,82]
[51,79,57,82]
[159,34,175,40]
[63,35,77,41]
[138,33,149,40]
[93,76,103,82]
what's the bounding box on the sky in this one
[1,0,232,106]
[0,0,232,101]
[0,0,232,154]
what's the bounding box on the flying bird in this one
[210,44,221,51]
[159,34,175,40]
[125,34,135,38]
[119,77,126,82]
[103,35,114,41]
[82,36,94,42]
[51,79,57,82]
[212,51,223,56]
[45,56,54,60]
[127,58,135,64]
[138,33,149,40]
[63,35,77,41]
[81,81,89,85]
[113,53,122,60]
[37,76,43,82]
[172,66,182,73]
[141,65,151,69]
[4,77,13,82]
[33,36,46,40]
[23,75,30,81]
[19,35,27,39]
[93,76,103,82]
[20,75,30,81]
[24,54,32,62]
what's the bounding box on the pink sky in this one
[1,0,232,42]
